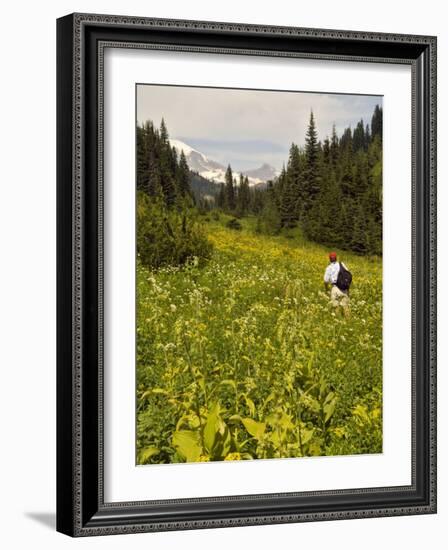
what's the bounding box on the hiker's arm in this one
[323,267,331,292]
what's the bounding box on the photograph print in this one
[135,84,383,465]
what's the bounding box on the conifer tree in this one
[138,108,383,257]
[237,173,251,216]
[286,143,304,220]
[177,150,192,199]
[330,125,339,167]
[280,173,298,228]
[300,111,322,237]
[159,118,169,142]
[263,105,382,255]
[251,188,264,214]
[257,184,281,235]
[322,137,331,164]
[217,183,225,209]
[303,111,321,211]
[353,119,365,152]
[136,124,149,192]
[224,165,236,211]
[158,120,177,207]
[275,164,287,209]
[371,104,383,141]
[339,127,355,198]
[364,124,371,149]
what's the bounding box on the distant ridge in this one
[170,138,278,186]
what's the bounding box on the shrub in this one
[137,191,213,269]
[225,218,242,231]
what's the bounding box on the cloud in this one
[179,138,286,154]
[137,84,381,171]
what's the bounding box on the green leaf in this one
[220,379,237,390]
[324,398,336,424]
[176,412,200,431]
[300,427,314,445]
[244,395,256,417]
[323,391,335,406]
[203,403,220,453]
[263,393,276,409]
[138,447,160,463]
[197,376,206,394]
[241,418,266,440]
[215,424,232,458]
[172,430,202,462]
[269,430,281,448]
[140,388,167,399]
[278,413,294,431]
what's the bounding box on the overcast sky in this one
[137,84,382,172]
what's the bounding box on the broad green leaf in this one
[241,418,266,440]
[279,413,294,431]
[308,396,321,413]
[300,427,314,445]
[323,391,335,406]
[324,398,337,424]
[176,413,200,431]
[214,424,232,458]
[139,447,160,463]
[244,395,256,417]
[172,430,202,462]
[203,403,220,453]
[197,376,206,394]
[141,388,167,399]
[269,430,281,448]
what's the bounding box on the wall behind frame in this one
[0,1,444,549]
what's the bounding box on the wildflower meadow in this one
[136,216,382,464]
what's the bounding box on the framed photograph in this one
[57,13,437,536]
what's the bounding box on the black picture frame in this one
[57,13,437,537]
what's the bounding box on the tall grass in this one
[136,216,382,464]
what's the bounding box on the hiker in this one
[323,252,352,317]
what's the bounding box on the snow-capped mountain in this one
[169,139,224,178]
[169,138,278,186]
[243,163,278,182]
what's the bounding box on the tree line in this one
[137,104,382,257]
[209,105,382,255]
[137,119,194,208]
[273,106,383,255]
[136,120,211,269]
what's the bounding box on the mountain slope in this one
[170,138,278,186]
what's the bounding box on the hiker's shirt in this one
[324,262,348,287]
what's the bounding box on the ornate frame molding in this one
[57,13,437,537]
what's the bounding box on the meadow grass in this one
[136,216,382,464]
